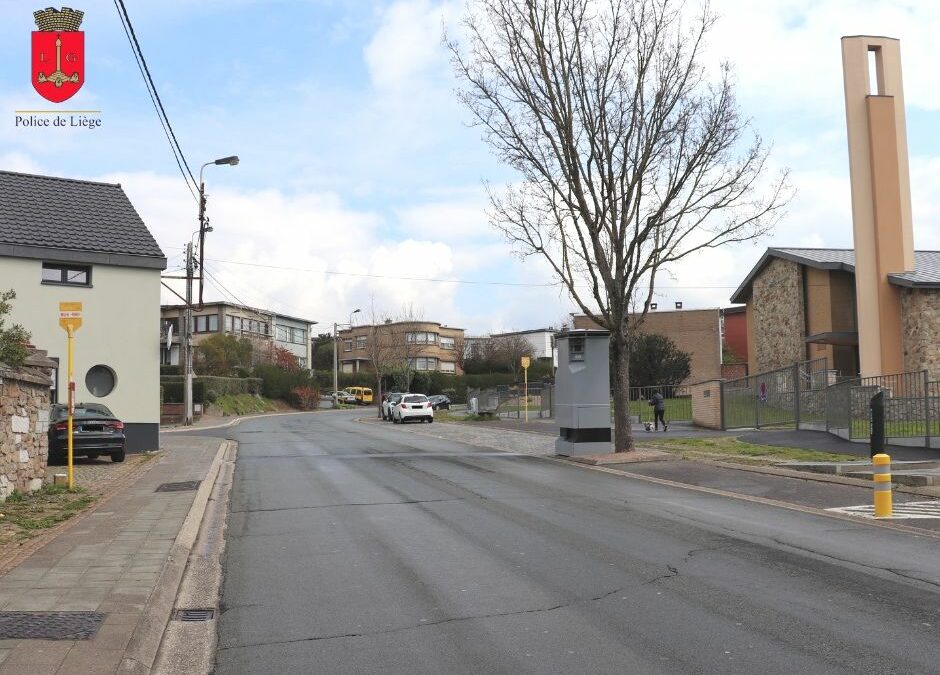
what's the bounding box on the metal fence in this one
[467,384,554,419]
[628,385,692,423]
[826,370,937,442]
[721,358,828,430]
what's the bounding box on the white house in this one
[491,328,557,360]
[0,170,166,452]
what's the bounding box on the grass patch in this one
[214,394,277,416]
[640,436,859,465]
[0,485,96,545]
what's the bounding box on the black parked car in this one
[48,403,126,463]
[428,395,451,411]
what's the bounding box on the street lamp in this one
[333,308,361,398]
[183,154,239,426]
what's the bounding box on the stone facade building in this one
[0,351,56,500]
[731,248,940,379]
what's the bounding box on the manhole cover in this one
[0,612,105,640]
[155,481,201,493]
[174,608,214,621]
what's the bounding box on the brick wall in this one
[690,379,723,429]
[901,288,940,380]
[0,352,55,500]
[572,309,721,384]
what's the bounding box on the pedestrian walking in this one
[649,391,668,431]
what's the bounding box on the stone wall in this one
[0,351,55,500]
[901,288,940,380]
[751,258,805,374]
[690,379,723,429]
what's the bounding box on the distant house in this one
[160,302,317,369]
[572,308,722,385]
[491,328,556,360]
[0,170,166,451]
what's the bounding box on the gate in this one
[720,358,827,430]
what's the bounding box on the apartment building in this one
[337,321,465,375]
[161,302,317,368]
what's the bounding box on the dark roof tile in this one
[0,170,165,261]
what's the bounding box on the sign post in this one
[58,302,82,490]
[521,356,531,422]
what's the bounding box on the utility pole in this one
[333,322,339,395]
[183,240,194,425]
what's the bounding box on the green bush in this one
[254,364,314,400]
[161,379,206,404]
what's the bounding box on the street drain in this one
[0,611,105,640]
[174,608,215,621]
[156,480,201,493]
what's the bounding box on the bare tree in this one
[448,0,790,451]
[493,334,535,379]
[365,302,401,417]
[362,304,427,410]
[393,304,426,391]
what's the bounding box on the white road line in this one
[826,501,940,519]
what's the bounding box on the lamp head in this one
[214,155,240,166]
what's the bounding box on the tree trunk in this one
[610,331,634,453]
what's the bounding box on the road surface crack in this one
[218,587,625,651]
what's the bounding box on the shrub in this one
[290,386,320,410]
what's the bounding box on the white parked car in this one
[331,391,356,405]
[393,394,434,424]
[382,392,407,421]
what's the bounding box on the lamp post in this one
[183,155,239,426]
[333,308,361,399]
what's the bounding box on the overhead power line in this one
[112,0,198,201]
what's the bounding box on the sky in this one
[1,0,939,334]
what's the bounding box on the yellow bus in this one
[347,386,373,405]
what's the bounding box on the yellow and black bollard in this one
[872,453,892,518]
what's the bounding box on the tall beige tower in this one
[841,36,916,378]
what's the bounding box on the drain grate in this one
[155,480,201,493]
[0,611,105,640]
[174,608,215,622]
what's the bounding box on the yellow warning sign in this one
[58,301,83,332]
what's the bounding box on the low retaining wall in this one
[0,352,56,500]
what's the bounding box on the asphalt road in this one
[215,411,940,675]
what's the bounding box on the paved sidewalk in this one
[0,435,222,674]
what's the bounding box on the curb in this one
[550,456,940,540]
[695,458,940,499]
[118,439,234,674]
[161,410,322,433]
[369,416,940,538]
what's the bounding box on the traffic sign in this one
[58,301,82,331]
[521,356,531,369]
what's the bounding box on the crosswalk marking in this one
[826,500,940,519]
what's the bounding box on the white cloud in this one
[710,0,940,112]
[363,0,458,91]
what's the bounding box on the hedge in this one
[160,376,262,403]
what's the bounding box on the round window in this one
[85,365,116,397]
